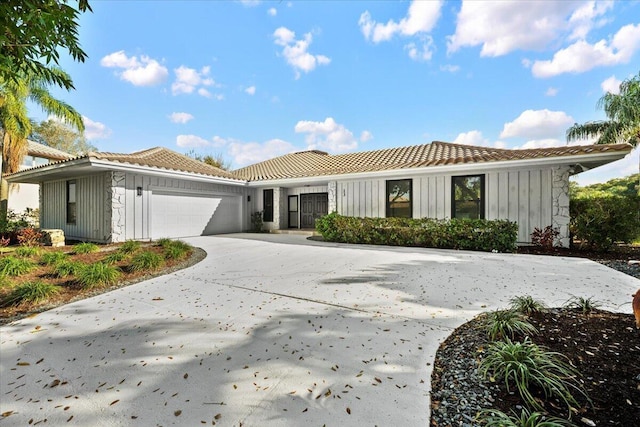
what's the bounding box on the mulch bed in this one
[0,244,206,325]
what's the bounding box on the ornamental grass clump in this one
[129,251,164,272]
[564,296,601,314]
[119,240,141,254]
[76,263,120,289]
[52,260,84,278]
[102,251,128,265]
[2,281,59,306]
[479,408,577,427]
[486,309,538,341]
[0,274,12,288]
[155,238,173,248]
[163,240,192,260]
[510,295,547,316]
[15,246,42,258]
[72,242,100,254]
[479,337,588,413]
[0,256,35,276]
[40,251,68,266]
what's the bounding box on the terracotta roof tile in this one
[27,140,73,161]
[233,141,632,181]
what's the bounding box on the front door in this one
[300,193,328,228]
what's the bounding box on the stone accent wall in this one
[552,166,571,247]
[328,181,337,213]
[110,171,126,243]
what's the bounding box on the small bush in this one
[564,296,601,314]
[52,260,84,278]
[15,246,42,258]
[479,408,577,427]
[485,310,538,341]
[72,242,100,254]
[129,251,164,272]
[315,213,518,253]
[2,281,59,306]
[0,256,35,276]
[530,226,560,249]
[510,295,547,316]
[76,263,121,289]
[16,228,43,246]
[119,240,141,254]
[251,210,264,232]
[40,251,68,266]
[479,338,587,413]
[155,238,173,248]
[102,251,128,265]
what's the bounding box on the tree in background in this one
[32,119,96,155]
[186,150,232,171]
[0,0,92,90]
[567,72,640,148]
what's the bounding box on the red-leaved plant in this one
[17,228,43,247]
[530,226,560,249]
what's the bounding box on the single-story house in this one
[7,141,73,215]
[5,141,632,246]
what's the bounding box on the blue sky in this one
[40,0,639,185]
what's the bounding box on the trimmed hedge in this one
[315,213,518,253]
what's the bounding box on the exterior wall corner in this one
[551,166,571,247]
[328,181,337,213]
[110,171,126,243]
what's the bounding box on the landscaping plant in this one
[155,238,173,248]
[479,408,577,427]
[76,263,121,289]
[40,251,68,266]
[15,246,42,258]
[102,251,128,265]
[479,337,588,413]
[510,295,547,316]
[72,242,100,254]
[0,256,35,276]
[0,274,11,288]
[530,226,560,249]
[2,281,59,306]
[119,240,141,254]
[564,296,601,314]
[485,309,538,341]
[52,260,84,278]
[162,240,192,260]
[16,228,43,246]
[129,251,164,272]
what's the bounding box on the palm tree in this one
[1,68,84,222]
[567,72,640,148]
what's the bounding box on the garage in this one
[151,190,242,239]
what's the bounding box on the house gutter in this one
[244,149,631,187]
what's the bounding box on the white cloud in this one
[176,134,212,148]
[452,130,506,148]
[359,1,443,43]
[404,36,434,61]
[295,117,359,153]
[360,130,373,142]
[245,86,256,95]
[517,139,566,149]
[82,116,111,140]
[447,1,612,57]
[531,23,640,77]
[100,50,168,86]
[601,75,622,94]
[268,7,277,16]
[500,109,574,139]
[239,0,261,6]
[169,112,194,124]
[273,27,330,78]
[172,65,216,96]
[440,64,460,73]
[545,87,559,96]
[227,138,297,167]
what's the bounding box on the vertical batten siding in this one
[41,173,109,242]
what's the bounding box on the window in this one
[67,180,77,224]
[386,179,412,218]
[263,189,274,222]
[452,175,485,219]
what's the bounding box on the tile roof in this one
[232,141,633,181]
[89,147,240,180]
[27,140,73,161]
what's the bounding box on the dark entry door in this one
[300,193,328,228]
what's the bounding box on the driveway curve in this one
[1,234,637,426]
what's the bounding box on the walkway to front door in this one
[300,193,328,228]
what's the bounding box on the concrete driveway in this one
[1,235,637,426]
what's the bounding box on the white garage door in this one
[151,191,242,239]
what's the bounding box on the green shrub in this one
[0,256,35,276]
[155,238,173,248]
[40,251,68,266]
[72,242,100,254]
[163,243,191,260]
[570,190,639,250]
[479,408,577,427]
[52,260,84,278]
[2,281,59,306]
[510,295,547,316]
[15,246,42,258]
[479,338,588,413]
[564,296,601,314]
[102,251,128,265]
[129,251,164,272]
[485,310,538,341]
[315,212,518,252]
[76,263,121,289]
[119,240,141,254]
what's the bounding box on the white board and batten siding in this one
[336,167,555,243]
[41,173,110,242]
